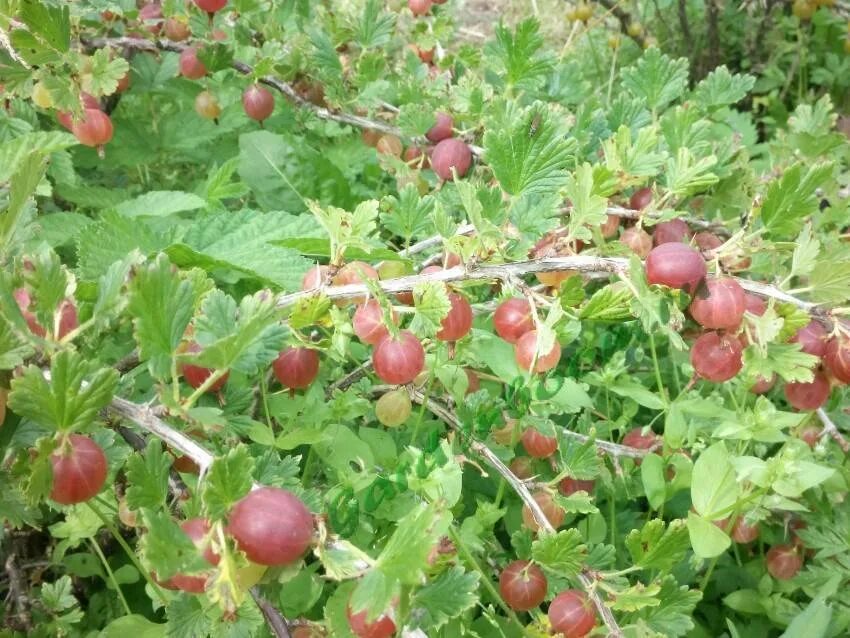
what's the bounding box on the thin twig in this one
[816,408,850,453]
[325,360,373,398]
[250,588,291,638]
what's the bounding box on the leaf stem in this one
[181,368,228,411]
[648,333,668,404]
[88,537,132,616]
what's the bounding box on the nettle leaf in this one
[486,18,554,90]
[602,125,666,186]
[113,191,207,218]
[77,212,169,281]
[141,509,208,581]
[127,254,194,380]
[9,351,118,433]
[531,529,586,575]
[625,518,691,571]
[621,48,689,112]
[759,162,833,239]
[744,343,819,384]
[191,289,287,375]
[691,66,755,111]
[409,566,480,630]
[409,281,451,337]
[203,158,249,204]
[808,261,850,305]
[485,104,575,198]
[80,48,129,97]
[201,446,254,520]
[381,184,434,243]
[375,502,451,584]
[125,439,171,510]
[565,163,608,242]
[621,575,701,637]
[691,443,739,518]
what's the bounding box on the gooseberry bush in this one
[1,1,850,637]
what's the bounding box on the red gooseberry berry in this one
[273,347,320,390]
[620,226,653,258]
[798,424,822,448]
[416,46,435,63]
[521,491,565,532]
[353,299,398,346]
[559,477,595,496]
[790,320,828,357]
[514,330,561,373]
[499,560,548,612]
[690,331,743,382]
[333,261,379,305]
[629,187,652,211]
[194,90,221,120]
[688,277,746,330]
[242,84,274,122]
[730,518,760,544]
[431,138,472,180]
[71,109,113,149]
[180,47,207,79]
[228,487,313,566]
[164,17,191,41]
[653,218,691,246]
[376,135,403,157]
[750,374,776,394]
[464,368,480,394]
[50,434,108,505]
[744,293,766,316]
[521,428,558,458]
[509,456,534,479]
[426,112,453,143]
[182,341,229,391]
[346,605,396,638]
[824,337,850,384]
[765,544,803,580]
[194,0,228,12]
[436,293,473,341]
[170,518,221,593]
[784,372,831,410]
[138,3,163,34]
[693,231,722,253]
[403,145,429,168]
[493,298,534,344]
[621,428,660,465]
[548,589,597,638]
[301,264,329,290]
[408,0,432,15]
[599,214,620,238]
[373,330,425,385]
[645,242,707,293]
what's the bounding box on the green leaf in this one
[81,48,129,97]
[127,254,195,380]
[485,19,554,90]
[641,452,667,509]
[808,261,850,305]
[355,0,396,49]
[609,582,662,612]
[125,439,171,511]
[780,597,832,638]
[602,125,666,186]
[609,378,666,410]
[687,511,731,558]
[0,131,76,183]
[484,104,576,198]
[308,200,380,262]
[101,615,166,638]
[743,343,819,384]
[165,595,210,638]
[201,446,255,520]
[621,576,701,637]
[531,529,586,576]
[409,567,480,630]
[691,443,739,518]
[621,48,689,111]
[315,537,375,581]
[625,518,691,571]
[789,223,820,281]
[114,191,207,218]
[557,437,602,481]
[376,502,451,584]
[76,212,169,281]
[8,351,118,432]
[381,185,434,243]
[759,163,833,238]
[396,103,437,138]
[664,147,719,197]
[141,508,209,581]
[1,153,46,251]
[580,284,634,321]
[691,66,755,111]
[19,0,70,53]
[409,281,451,337]
[564,163,608,242]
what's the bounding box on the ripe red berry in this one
[765,545,803,580]
[228,487,313,566]
[493,298,534,344]
[242,84,274,122]
[436,293,473,341]
[333,261,379,306]
[431,138,472,180]
[653,218,690,246]
[521,491,565,532]
[499,560,547,612]
[790,320,828,357]
[353,300,398,345]
[620,226,653,258]
[403,145,429,168]
[301,264,329,290]
[559,477,595,496]
[824,337,850,384]
[464,368,480,394]
[548,589,596,638]
[784,372,830,410]
[408,0,432,15]
[730,518,760,544]
[72,109,113,149]
[180,47,207,79]
[509,456,534,479]
[521,428,558,458]
[346,605,396,638]
[138,3,163,34]
[750,374,776,394]
[514,330,561,373]
[273,347,320,390]
[182,342,229,391]
[622,427,660,452]
[693,231,722,254]
[194,0,228,12]
[426,112,453,143]
[50,434,108,505]
[415,46,434,63]
[798,424,821,448]
[688,277,746,330]
[690,331,743,382]
[171,518,221,593]
[373,331,425,385]
[744,293,766,316]
[164,17,191,41]
[599,214,620,238]
[629,187,652,211]
[645,243,706,293]
[14,290,78,339]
